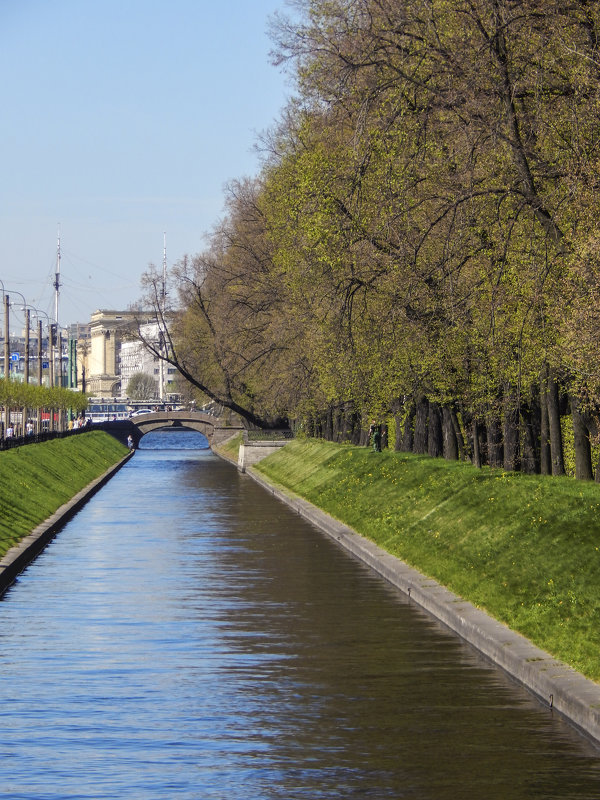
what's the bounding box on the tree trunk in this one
[428,402,443,458]
[341,403,355,443]
[521,400,540,474]
[394,412,403,451]
[472,419,482,468]
[324,405,333,441]
[413,397,428,455]
[402,403,415,452]
[478,421,488,465]
[547,370,565,475]
[503,385,520,471]
[332,405,342,442]
[486,413,503,468]
[350,410,362,445]
[539,370,552,475]
[451,407,465,461]
[442,406,459,460]
[586,414,600,483]
[571,397,593,480]
[381,423,389,450]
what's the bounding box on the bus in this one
[87,402,129,423]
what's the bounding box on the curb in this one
[0,450,134,598]
[247,466,600,746]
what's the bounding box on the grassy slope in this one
[0,432,128,556]
[253,438,600,682]
[218,432,243,462]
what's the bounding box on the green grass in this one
[254,438,600,682]
[217,432,243,461]
[0,432,128,556]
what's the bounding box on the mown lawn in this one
[0,432,128,556]
[254,438,600,682]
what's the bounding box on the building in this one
[82,310,139,397]
[76,309,176,400]
[120,321,179,400]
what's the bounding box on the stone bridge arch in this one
[97,411,243,448]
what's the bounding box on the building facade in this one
[76,310,175,400]
[81,310,138,397]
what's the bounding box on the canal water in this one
[1,430,600,799]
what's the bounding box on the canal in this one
[1,430,599,799]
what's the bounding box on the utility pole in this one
[49,324,55,389]
[3,294,9,381]
[159,231,167,403]
[54,224,61,327]
[24,307,30,383]
[37,318,43,433]
[37,319,43,385]
[3,294,8,436]
[57,329,63,388]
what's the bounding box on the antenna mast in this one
[159,232,167,402]
[162,231,167,310]
[54,224,61,325]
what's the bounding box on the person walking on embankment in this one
[368,421,382,452]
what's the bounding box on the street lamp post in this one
[37,318,43,386]
[3,292,9,382]
[0,281,7,437]
[9,291,31,438]
[30,308,51,434]
[9,291,30,384]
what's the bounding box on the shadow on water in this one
[0,429,599,798]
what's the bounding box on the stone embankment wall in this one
[237,439,288,472]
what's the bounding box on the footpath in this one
[242,462,600,748]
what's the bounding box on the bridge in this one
[95,410,244,449]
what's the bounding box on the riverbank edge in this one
[0,450,134,598]
[242,462,600,747]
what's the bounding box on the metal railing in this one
[0,425,92,451]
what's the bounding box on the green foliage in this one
[126,372,157,402]
[215,433,243,462]
[256,438,600,681]
[0,379,88,413]
[165,0,600,470]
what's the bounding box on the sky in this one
[0,0,294,329]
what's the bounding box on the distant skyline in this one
[0,0,293,330]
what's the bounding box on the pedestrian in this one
[127,434,134,451]
[368,420,382,452]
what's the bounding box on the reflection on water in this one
[138,428,210,450]
[0,429,599,799]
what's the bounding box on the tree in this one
[136,179,296,429]
[267,0,600,472]
[126,372,157,402]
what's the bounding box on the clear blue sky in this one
[0,0,293,328]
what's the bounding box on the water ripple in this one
[0,430,599,798]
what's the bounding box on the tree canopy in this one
[142,0,600,477]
